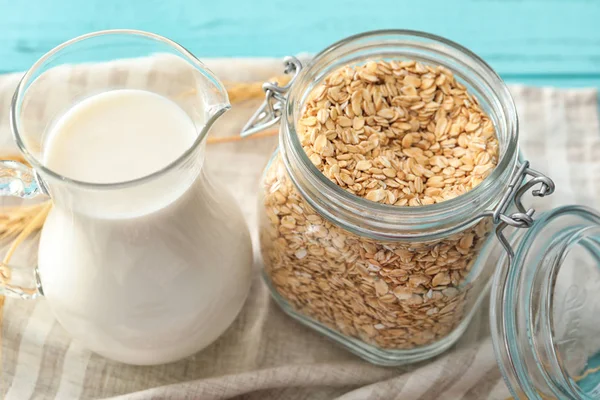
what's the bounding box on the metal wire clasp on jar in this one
[243,30,555,366]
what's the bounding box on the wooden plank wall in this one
[0,0,599,87]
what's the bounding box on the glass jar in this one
[244,30,600,398]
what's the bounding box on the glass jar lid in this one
[491,205,600,400]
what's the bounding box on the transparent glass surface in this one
[256,30,520,365]
[259,152,497,365]
[281,30,519,239]
[490,206,600,399]
[2,30,253,365]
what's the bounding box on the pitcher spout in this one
[204,100,231,134]
[195,63,231,133]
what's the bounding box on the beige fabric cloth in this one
[0,58,598,400]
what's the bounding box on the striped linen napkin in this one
[0,57,598,400]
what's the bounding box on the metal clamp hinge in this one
[492,161,555,263]
[241,56,303,137]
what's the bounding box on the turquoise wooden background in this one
[1,0,600,87]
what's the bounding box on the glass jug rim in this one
[490,205,600,399]
[10,29,230,190]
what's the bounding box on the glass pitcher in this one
[0,30,253,365]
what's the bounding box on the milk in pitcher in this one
[37,89,252,365]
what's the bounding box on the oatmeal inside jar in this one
[260,59,499,350]
[299,60,499,206]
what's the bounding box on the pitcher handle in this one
[0,160,46,299]
[0,160,43,198]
